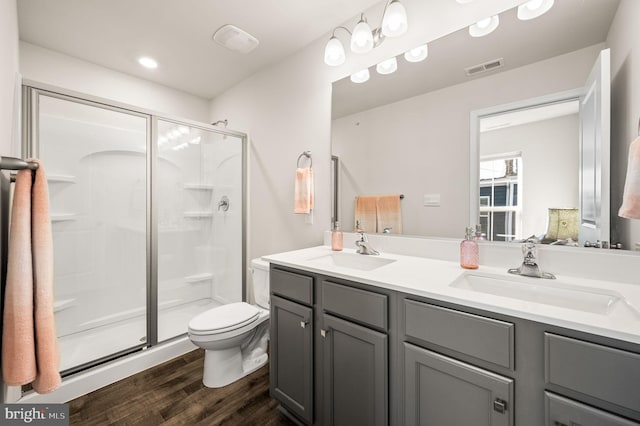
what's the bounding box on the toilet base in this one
[202,348,269,388]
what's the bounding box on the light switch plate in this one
[423,194,441,207]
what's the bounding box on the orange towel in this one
[294,167,314,214]
[2,168,37,386]
[1,160,61,393]
[30,159,61,393]
[619,136,640,219]
[376,195,403,234]
[354,196,377,232]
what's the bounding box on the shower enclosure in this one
[22,83,246,374]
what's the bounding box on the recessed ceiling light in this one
[138,57,158,69]
[469,15,499,37]
[517,0,555,20]
[213,24,259,54]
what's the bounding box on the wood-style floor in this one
[69,349,296,425]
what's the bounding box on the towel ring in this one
[297,151,312,168]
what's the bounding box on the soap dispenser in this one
[460,227,479,269]
[332,221,343,251]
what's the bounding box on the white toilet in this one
[188,258,270,388]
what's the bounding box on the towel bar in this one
[297,151,312,168]
[0,156,38,171]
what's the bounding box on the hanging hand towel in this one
[30,159,61,394]
[619,136,640,219]
[376,195,403,234]
[354,196,377,232]
[294,167,314,214]
[2,168,37,386]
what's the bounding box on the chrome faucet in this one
[508,242,555,279]
[355,232,380,255]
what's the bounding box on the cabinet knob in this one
[493,398,507,414]
[321,329,329,338]
[300,320,309,329]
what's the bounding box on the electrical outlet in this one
[423,194,441,207]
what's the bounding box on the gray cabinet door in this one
[270,295,314,424]
[404,342,514,426]
[322,313,388,426]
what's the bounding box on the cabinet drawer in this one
[322,281,388,330]
[405,299,514,369]
[270,267,313,305]
[545,392,638,426]
[545,333,640,413]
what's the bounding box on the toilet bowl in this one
[188,258,270,388]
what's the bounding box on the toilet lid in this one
[188,302,260,334]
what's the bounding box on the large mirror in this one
[330,0,634,248]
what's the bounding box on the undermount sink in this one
[450,272,634,316]
[308,252,396,271]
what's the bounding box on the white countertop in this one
[263,245,640,345]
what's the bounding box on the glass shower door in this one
[156,119,244,342]
[34,92,149,372]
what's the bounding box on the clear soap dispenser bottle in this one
[460,227,479,269]
[332,221,343,251]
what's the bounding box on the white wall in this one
[0,0,19,157]
[209,0,524,261]
[481,114,579,238]
[332,45,601,238]
[607,0,640,250]
[19,42,210,122]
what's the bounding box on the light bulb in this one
[404,44,428,63]
[351,18,374,53]
[517,0,554,20]
[324,36,345,66]
[138,57,158,69]
[382,0,408,37]
[468,15,499,37]
[350,68,370,83]
[376,57,398,75]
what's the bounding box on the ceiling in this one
[17,0,383,100]
[332,0,621,119]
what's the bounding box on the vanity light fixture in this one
[138,56,158,69]
[323,0,408,66]
[517,0,554,21]
[350,68,371,83]
[376,57,398,75]
[469,15,499,37]
[404,44,428,63]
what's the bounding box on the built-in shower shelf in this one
[183,184,214,190]
[183,211,213,218]
[54,298,76,313]
[184,273,213,283]
[47,174,77,183]
[51,213,77,222]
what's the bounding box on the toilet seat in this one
[188,302,260,336]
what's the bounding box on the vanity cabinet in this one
[269,264,640,426]
[321,280,390,426]
[403,299,514,426]
[270,268,315,424]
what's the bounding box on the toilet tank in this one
[251,258,270,309]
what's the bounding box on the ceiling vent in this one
[465,58,504,76]
[213,25,259,54]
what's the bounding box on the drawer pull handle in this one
[493,398,507,414]
[321,329,329,338]
[300,320,309,329]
